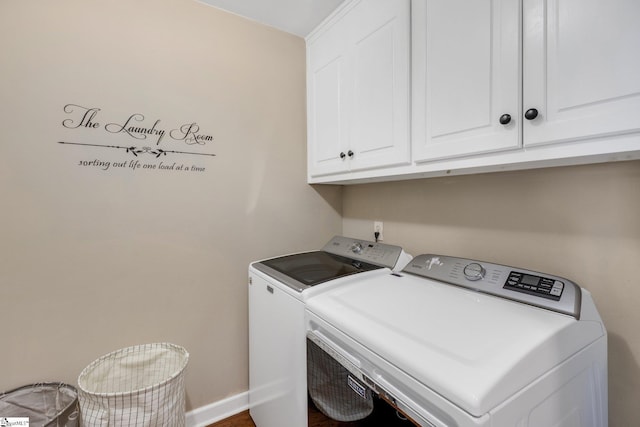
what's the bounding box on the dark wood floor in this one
[207,398,417,426]
[207,404,355,427]
[207,410,255,427]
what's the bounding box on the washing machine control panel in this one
[404,254,581,319]
[323,236,407,270]
[350,242,364,254]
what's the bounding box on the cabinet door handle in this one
[524,108,539,120]
[340,152,346,159]
[499,114,511,125]
[347,150,354,157]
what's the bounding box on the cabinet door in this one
[348,0,411,172]
[307,19,349,177]
[307,0,411,179]
[412,0,521,162]
[524,0,640,146]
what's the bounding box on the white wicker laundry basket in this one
[77,343,189,427]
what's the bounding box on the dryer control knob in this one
[351,242,363,254]
[463,262,485,281]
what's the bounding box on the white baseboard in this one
[186,391,249,427]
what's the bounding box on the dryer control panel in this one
[504,271,565,300]
[403,254,581,319]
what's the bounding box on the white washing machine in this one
[248,236,411,427]
[306,254,608,427]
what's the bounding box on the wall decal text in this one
[60,103,216,173]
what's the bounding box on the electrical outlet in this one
[374,221,384,241]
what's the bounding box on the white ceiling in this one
[196,0,346,37]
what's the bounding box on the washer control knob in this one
[463,262,485,281]
[350,242,363,254]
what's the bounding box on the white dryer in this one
[306,254,608,426]
[248,236,411,427]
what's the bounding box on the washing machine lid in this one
[254,251,382,291]
[305,271,605,416]
[252,236,408,292]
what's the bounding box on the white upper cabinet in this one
[307,13,349,177]
[307,0,411,178]
[413,0,640,163]
[412,0,521,162]
[523,0,640,147]
[308,0,640,184]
